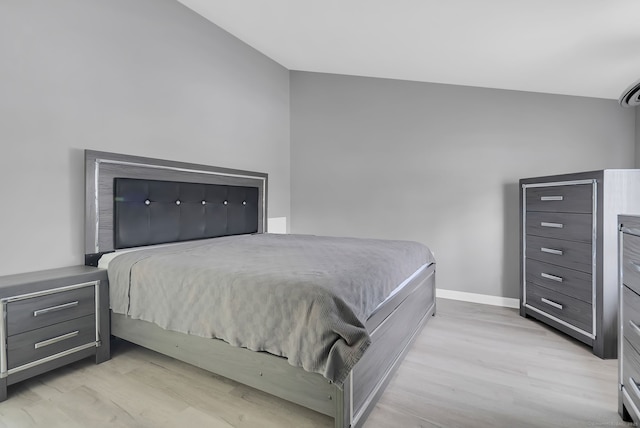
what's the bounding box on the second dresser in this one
[520,170,640,358]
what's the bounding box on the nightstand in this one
[0,266,110,401]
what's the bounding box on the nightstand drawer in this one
[7,315,96,370]
[525,184,592,213]
[526,282,592,333]
[526,212,592,243]
[6,285,95,336]
[624,233,640,296]
[624,286,640,353]
[525,235,592,274]
[526,258,591,303]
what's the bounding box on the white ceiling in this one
[176,0,640,100]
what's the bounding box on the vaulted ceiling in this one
[176,0,640,100]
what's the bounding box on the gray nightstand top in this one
[0,266,107,298]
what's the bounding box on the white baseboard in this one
[436,288,520,309]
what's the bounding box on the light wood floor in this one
[0,298,631,428]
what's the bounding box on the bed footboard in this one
[111,263,435,428]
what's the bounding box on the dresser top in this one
[520,169,640,185]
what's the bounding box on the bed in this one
[84,150,436,428]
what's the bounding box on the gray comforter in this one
[107,233,434,385]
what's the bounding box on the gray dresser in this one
[619,215,640,424]
[520,170,640,359]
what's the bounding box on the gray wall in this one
[0,0,290,276]
[290,72,636,299]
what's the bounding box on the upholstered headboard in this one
[85,150,267,264]
[114,178,259,249]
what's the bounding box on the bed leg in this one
[0,377,7,402]
[335,373,352,428]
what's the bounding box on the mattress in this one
[104,233,434,385]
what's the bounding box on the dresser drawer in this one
[525,235,592,274]
[6,285,95,336]
[525,184,592,213]
[623,286,640,354]
[624,233,640,296]
[526,258,591,303]
[7,315,96,370]
[526,212,592,243]
[623,338,640,415]
[526,282,592,333]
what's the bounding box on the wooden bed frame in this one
[84,150,436,428]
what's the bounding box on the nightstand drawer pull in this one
[541,297,563,310]
[540,222,563,228]
[540,247,563,256]
[34,331,79,349]
[541,272,563,282]
[33,301,79,317]
[540,196,563,201]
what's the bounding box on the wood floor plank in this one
[366,299,630,428]
[0,298,632,427]
[50,385,139,428]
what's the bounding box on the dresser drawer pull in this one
[34,331,79,349]
[541,272,563,282]
[541,298,563,310]
[540,196,563,201]
[540,247,563,256]
[629,320,640,338]
[540,222,563,229]
[629,377,640,401]
[622,227,640,237]
[33,301,79,317]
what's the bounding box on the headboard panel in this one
[85,150,267,257]
[114,178,259,249]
